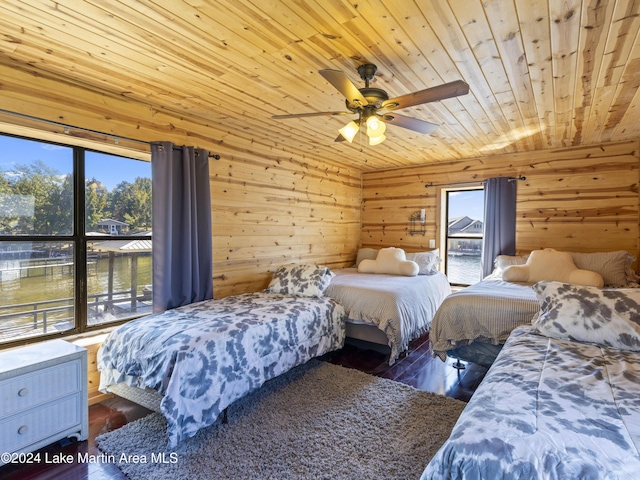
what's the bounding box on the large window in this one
[443,187,484,286]
[0,134,152,345]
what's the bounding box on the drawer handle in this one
[18,425,28,435]
[18,388,29,397]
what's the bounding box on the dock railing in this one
[0,289,152,341]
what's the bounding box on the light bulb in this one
[338,121,359,143]
[368,134,386,145]
[366,116,386,138]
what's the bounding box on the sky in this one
[448,189,484,221]
[0,134,150,190]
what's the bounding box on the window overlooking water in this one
[0,141,73,236]
[0,134,152,345]
[444,187,485,286]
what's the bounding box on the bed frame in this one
[345,322,390,346]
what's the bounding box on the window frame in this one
[0,132,152,349]
[440,184,484,287]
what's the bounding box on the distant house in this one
[96,219,129,235]
[448,216,483,236]
[448,216,483,255]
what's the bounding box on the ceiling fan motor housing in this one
[357,63,378,83]
[345,87,388,112]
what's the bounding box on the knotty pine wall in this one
[0,61,362,299]
[212,154,361,296]
[362,141,640,262]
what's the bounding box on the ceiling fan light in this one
[366,116,386,138]
[368,134,386,146]
[338,121,359,143]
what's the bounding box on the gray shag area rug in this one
[96,361,466,480]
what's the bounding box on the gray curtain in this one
[481,177,517,278]
[151,142,213,313]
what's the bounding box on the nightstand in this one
[0,339,88,465]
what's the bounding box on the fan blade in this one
[272,111,351,119]
[381,80,469,110]
[380,112,439,134]
[319,69,369,107]
[334,134,346,142]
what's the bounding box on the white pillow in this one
[409,251,441,275]
[532,281,640,351]
[492,254,529,276]
[358,247,419,276]
[405,248,439,261]
[355,248,378,267]
[502,249,604,287]
[569,250,638,287]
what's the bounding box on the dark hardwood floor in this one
[324,334,488,402]
[1,333,487,480]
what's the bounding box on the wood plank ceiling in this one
[1,0,639,171]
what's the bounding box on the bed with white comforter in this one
[324,268,451,364]
[98,292,345,448]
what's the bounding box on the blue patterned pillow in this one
[532,281,640,351]
[265,264,334,297]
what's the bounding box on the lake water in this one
[447,254,482,285]
[0,255,152,304]
[0,254,152,340]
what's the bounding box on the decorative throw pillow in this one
[502,248,604,287]
[358,247,419,276]
[569,250,639,287]
[265,264,334,297]
[532,281,640,352]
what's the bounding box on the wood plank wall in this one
[211,149,362,297]
[0,60,362,299]
[362,141,640,260]
[71,334,112,405]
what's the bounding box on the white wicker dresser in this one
[0,339,88,466]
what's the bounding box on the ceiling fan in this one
[272,64,469,145]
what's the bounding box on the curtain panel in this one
[481,177,517,278]
[151,142,213,313]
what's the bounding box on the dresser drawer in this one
[0,393,83,454]
[0,360,81,418]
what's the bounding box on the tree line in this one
[0,160,152,236]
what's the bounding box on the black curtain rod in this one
[162,144,221,160]
[150,141,221,160]
[0,109,221,160]
[199,151,221,160]
[424,175,526,189]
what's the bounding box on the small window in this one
[443,187,485,286]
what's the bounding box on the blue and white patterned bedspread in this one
[422,325,640,479]
[98,292,345,448]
